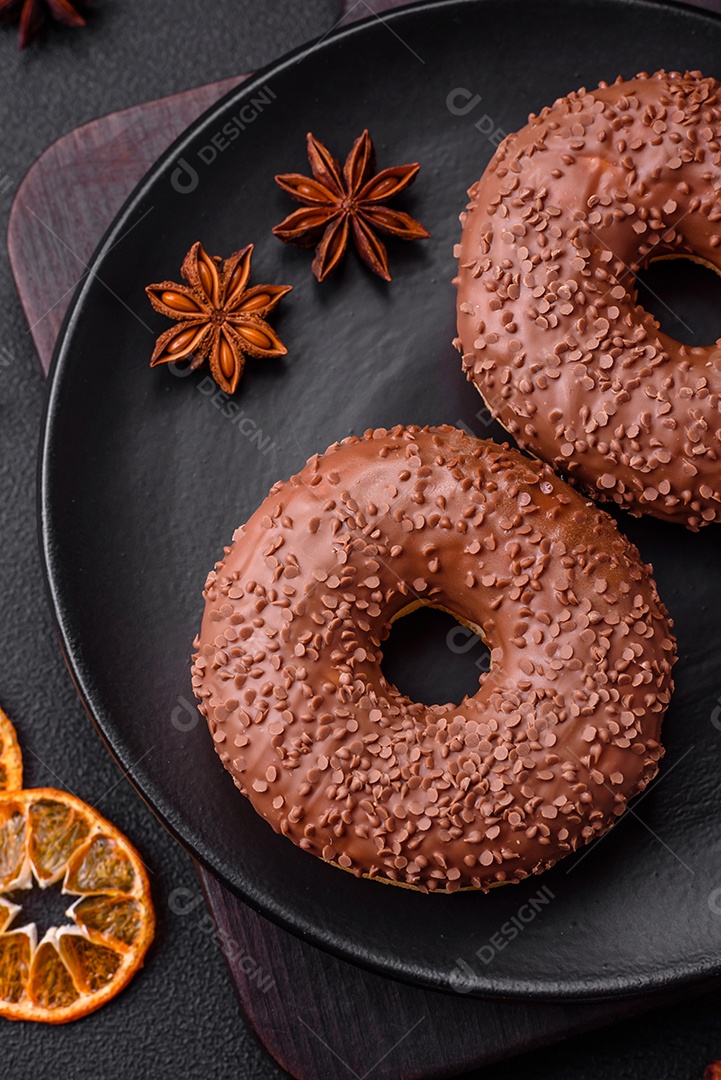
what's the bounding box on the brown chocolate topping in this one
[192,426,675,892]
[455,70,721,529]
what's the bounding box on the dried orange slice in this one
[0,789,154,1022]
[0,709,22,793]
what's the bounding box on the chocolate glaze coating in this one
[192,427,675,892]
[455,70,721,529]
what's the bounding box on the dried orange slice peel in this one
[0,709,22,793]
[0,788,154,1022]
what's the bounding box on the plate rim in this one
[38,0,721,1002]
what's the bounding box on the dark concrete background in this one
[0,2,720,1077]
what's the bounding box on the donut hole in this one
[381,605,491,707]
[4,882,71,939]
[634,255,721,347]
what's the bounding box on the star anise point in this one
[146,242,291,395]
[0,0,90,48]
[273,129,429,282]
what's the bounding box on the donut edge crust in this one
[193,425,676,893]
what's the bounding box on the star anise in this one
[272,129,430,282]
[146,242,292,395]
[0,0,90,49]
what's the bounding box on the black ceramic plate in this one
[40,0,721,1000]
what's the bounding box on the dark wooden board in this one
[7,74,244,372]
[199,871,702,1080]
[9,2,721,1076]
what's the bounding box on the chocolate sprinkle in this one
[192,427,676,892]
[455,70,721,529]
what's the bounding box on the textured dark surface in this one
[201,873,713,1079]
[8,72,246,372]
[0,4,332,1079]
[39,0,721,1003]
[8,43,713,1080]
[7,38,688,1080]
[2,0,721,1078]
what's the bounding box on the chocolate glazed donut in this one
[455,70,721,529]
[192,427,676,892]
